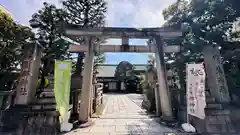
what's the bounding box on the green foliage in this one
[0,9,34,90]
[94,53,105,74]
[162,0,240,90]
[63,0,106,27]
[140,77,149,93]
[29,2,70,75]
[0,9,34,72]
[0,72,19,91]
[164,0,240,49]
[114,61,136,82]
[63,0,107,74]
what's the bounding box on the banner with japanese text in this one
[186,63,206,119]
[54,60,72,123]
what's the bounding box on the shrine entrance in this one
[63,25,182,123]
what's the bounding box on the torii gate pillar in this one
[154,37,173,119]
[78,37,95,122]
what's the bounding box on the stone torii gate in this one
[64,25,182,123]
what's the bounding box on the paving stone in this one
[116,125,130,132]
[65,94,177,135]
[95,119,116,126]
[90,125,116,133]
[115,119,127,126]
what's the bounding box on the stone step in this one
[205,109,230,116]
[35,97,56,104]
[206,103,223,110]
[206,96,216,103]
[46,85,54,89]
[0,109,58,116]
[205,115,236,132]
[43,88,54,92]
[1,105,58,116]
[40,91,55,98]
[30,99,56,105]
[180,103,223,110]
[20,109,58,116]
[31,104,56,110]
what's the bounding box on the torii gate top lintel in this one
[64,24,182,39]
[65,24,183,121]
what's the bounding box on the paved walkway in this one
[65,94,177,135]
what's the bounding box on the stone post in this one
[154,84,161,116]
[146,69,161,116]
[154,37,173,120]
[79,37,95,122]
[15,44,42,105]
[203,45,230,103]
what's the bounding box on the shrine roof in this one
[96,64,147,78]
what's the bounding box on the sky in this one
[0,0,176,64]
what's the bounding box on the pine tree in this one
[29,2,70,88]
[63,0,107,74]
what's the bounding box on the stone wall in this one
[0,105,60,135]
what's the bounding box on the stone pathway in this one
[65,94,178,135]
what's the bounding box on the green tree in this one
[114,61,136,82]
[29,2,70,88]
[0,10,34,72]
[0,9,34,90]
[94,53,105,72]
[62,0,107,75]
[162,0,240,90]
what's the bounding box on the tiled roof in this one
[96,64,147,78]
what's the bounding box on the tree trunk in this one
[75,52,85,75]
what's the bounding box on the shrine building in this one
[96,64,147,93]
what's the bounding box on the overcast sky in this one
[0,0,176,64]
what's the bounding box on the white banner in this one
[186,63,206,119]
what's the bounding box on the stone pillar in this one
[203,45,230,103]
[79,37,95,122]
[146,70,160,116]
[15,44,42,105]
[154,84,161,116]
[154,37,173,120]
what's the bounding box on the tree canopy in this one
[63,0,107,74]
[162,0,240,89]
[0,1,107,91]
[114,61,136,81]
[29,2,70,77]
[0,10,34,72]
[0,8,34,90]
